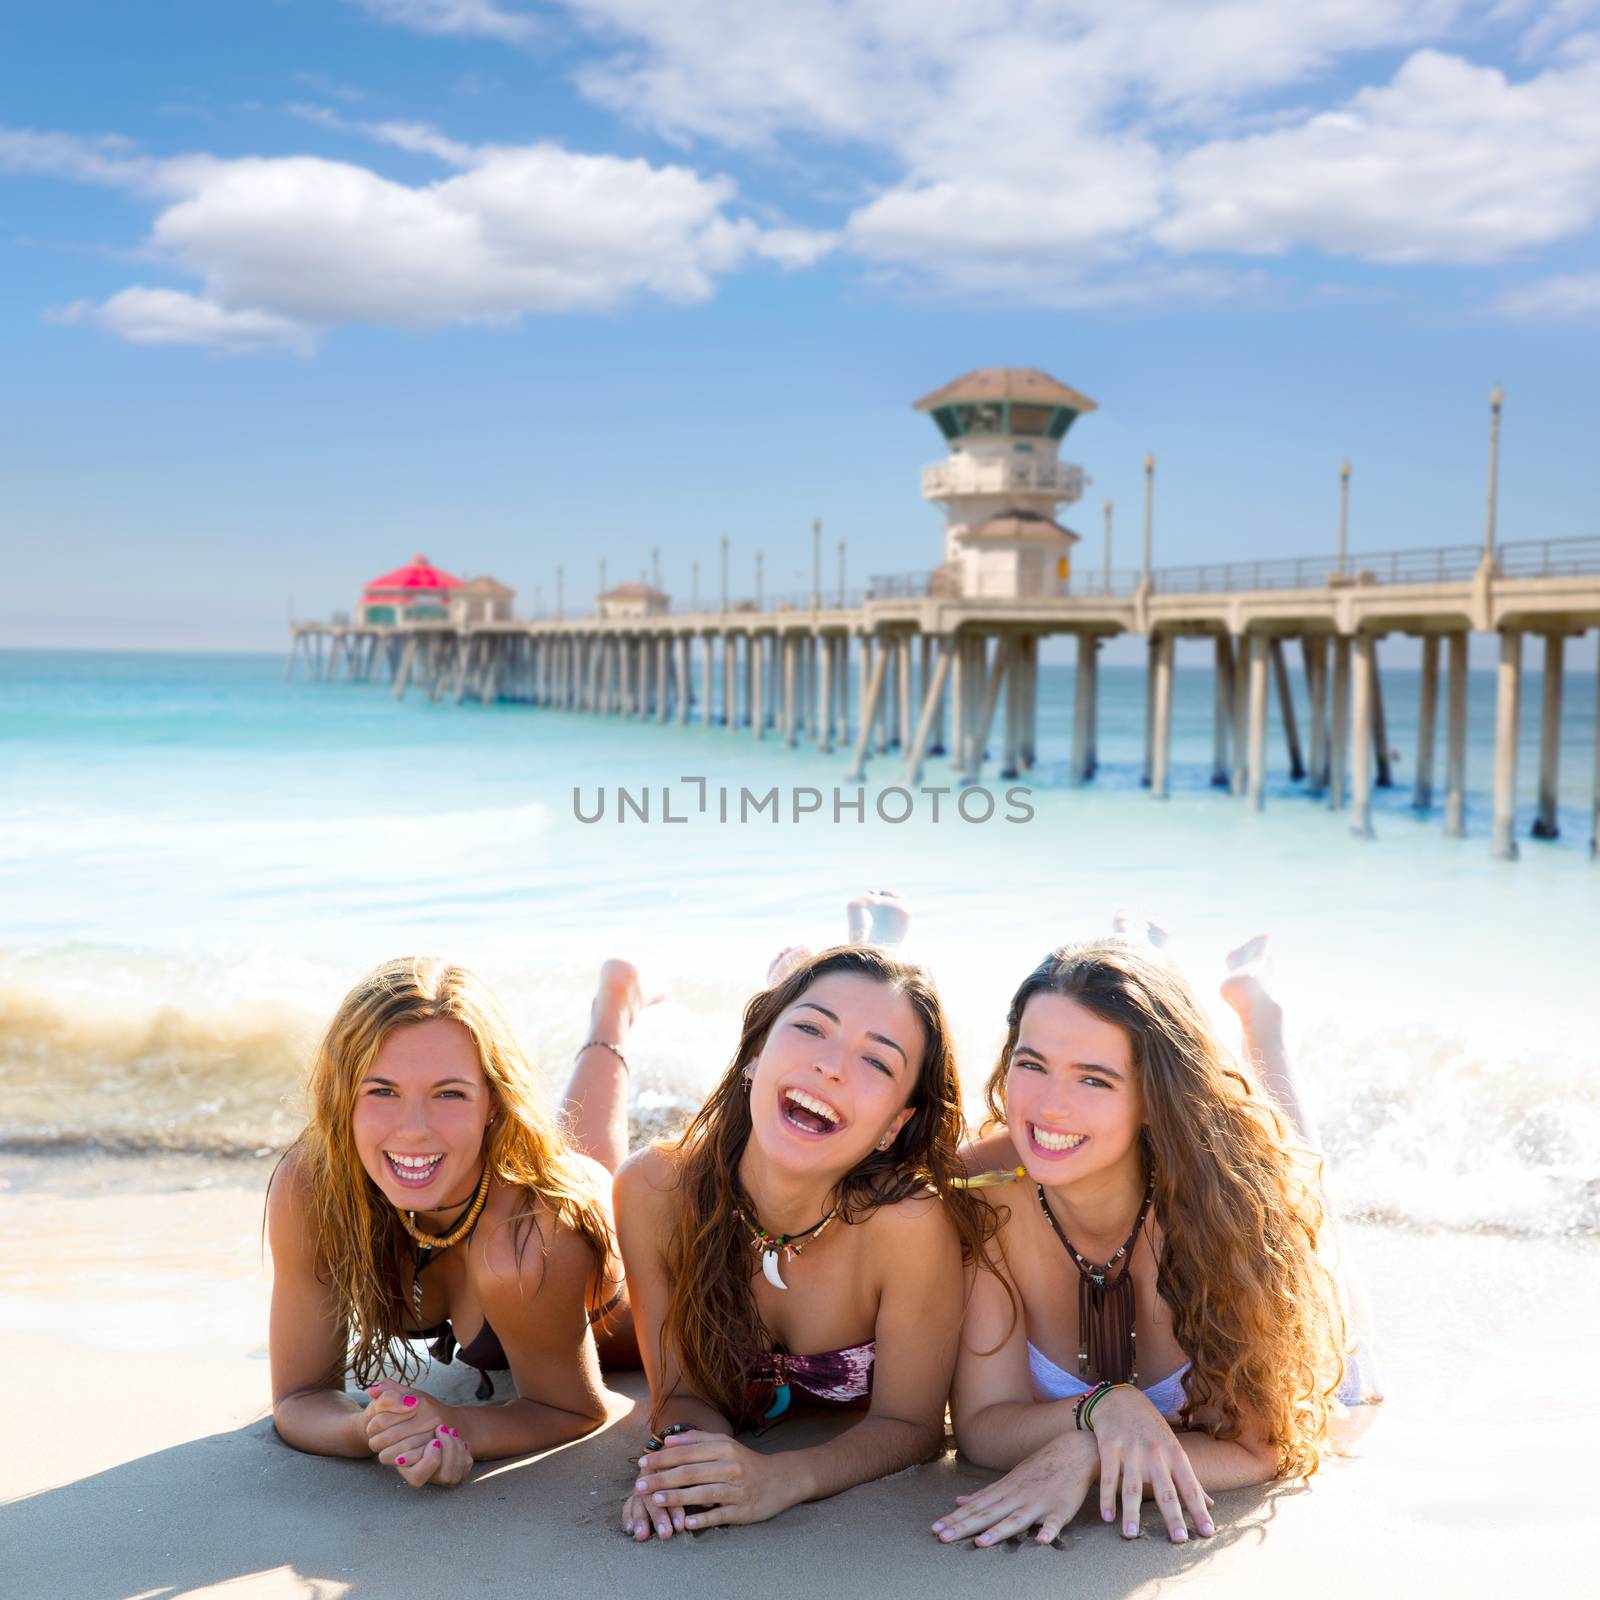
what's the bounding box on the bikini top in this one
[413,1319,507,1401]
[749,1339,876,1421]
[1027,1340,1192,1419]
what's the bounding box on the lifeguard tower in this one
[915,368,1095,600]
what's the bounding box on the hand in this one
[363,1381,457,1466]
[395,1423,474,1489]
[1089,1386,1215,1542]
[931,1431,1098,1547]
[631,1429,794,1532]
[622,1489,684,1542]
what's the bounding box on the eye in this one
[364,1085,397,1097]
[1012,1057,1044,1073]
[436,1090,468,1100]
[1081,1075,1113,1090]
[792,1021,823,1037]
[864,1055,895,1078]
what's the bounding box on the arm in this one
[444,1203,630,1460]
[771,1194,961,1501]
[636,1195,967,1532]
[958,1126,1019,1177]
[265,1151,369,1459]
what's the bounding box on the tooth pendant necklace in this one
[736,1206,838,1291]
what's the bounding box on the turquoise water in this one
[2,647,1596,1235]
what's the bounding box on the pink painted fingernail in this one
[397,1456,407,1466]
[431,1441,441,1451]
[403,1396,417,1408]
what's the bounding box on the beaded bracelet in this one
[1073,1381,1115,1431]
[643,1422,692,1453]
[579,1039,629,1072]
[1080,1382,1130,1433]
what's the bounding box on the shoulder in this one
[264,1144,318,1258]
[477,1179,596,1297]
[858,1184,959,1259]
[614,1143,682,1220]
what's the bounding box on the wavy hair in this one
[280,956,615,1387]
[984,940,1345,1478]
[658,945,993,1431]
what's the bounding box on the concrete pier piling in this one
[1414,635,1440,810]
[1532,631,1564,840]
[1491,630,1523,862]
[1212,637,1234,788]
[1247,635,1270,812]
[1350,633,1377,838]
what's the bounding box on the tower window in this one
[954,402,1004,435]
[1008,403,1052,435]
[932,407,961,440]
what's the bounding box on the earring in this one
[877,1135,892,1151]
[741,1073,753,1094]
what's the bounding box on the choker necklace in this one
[735,1205,838,1291]
[1037,1176,1155,1385]
[401,1163,493,1319]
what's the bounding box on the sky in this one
[2,0,1599,654]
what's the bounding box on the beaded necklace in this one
[402,1162,492,1321]
[735,1205,838,1291]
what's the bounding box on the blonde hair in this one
[284,956,613,1386]
[986,940,1346,1477]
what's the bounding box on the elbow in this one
[949,1409,1006,1471]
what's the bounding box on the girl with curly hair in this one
[931,936,1377,1550]
[266,956,656,1488]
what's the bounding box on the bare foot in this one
[767,945,815,987]
[847,889,912,948]
[1112,908,1168,950]
[1217,935,1281,1029]
[592,958,666,1034]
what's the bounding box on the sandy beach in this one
[4,1146,1592,1600]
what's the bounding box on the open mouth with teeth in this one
[1027,1123,1088,1160]
[780,1087,846,1137]
[385,1151,445,1187]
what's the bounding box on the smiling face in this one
[1005,992,1143,1187]
[745,971,924,1179]
[349,1016,495,1213]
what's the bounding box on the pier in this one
[287,370,1600,861]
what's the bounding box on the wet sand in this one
[3,1147,1592,1599]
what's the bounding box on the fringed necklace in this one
[1037,1176,1155,1385]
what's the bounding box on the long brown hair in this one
[281,956,614,1387]
[659,945,992,1431]
[985,940,1345,1478]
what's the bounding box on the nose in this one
[395,1095,435,1140]
[810,1046,846,1083]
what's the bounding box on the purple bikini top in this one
[750,1339,876,1408]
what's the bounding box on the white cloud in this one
[9,124,833,351]
[1492,272,1600,320]
[348,0,537,44]
[1158,50,1600,262]
[50,289,315,354]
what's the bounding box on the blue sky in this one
[3,0,1598,653]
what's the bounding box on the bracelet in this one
[1080,1381,1130,1433]
[1073,1381,1114,1431]
[579,1039,629,1072]
[643,1422,692,1453]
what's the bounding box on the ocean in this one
[2,646,1596,1237]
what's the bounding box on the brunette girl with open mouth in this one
[615,929,994,1539]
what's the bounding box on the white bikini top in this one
[1026,1335,1378,1415]
[1026,1341,1191,1418]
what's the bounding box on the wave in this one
[3,943,1596,1237]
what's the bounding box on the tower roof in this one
[914,368,1097,414]
[364,554,464,593]
[961,508,1081,546]
[598,581,668,601]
